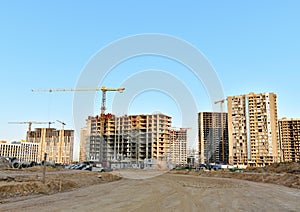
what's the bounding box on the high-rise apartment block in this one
[81,113,188,168]
[79,127,88,162]
[279,118,300,163]
[83,114,132,163]
[169,128,188,166]
[198,112,228,164]
[27,128,74,164]
[227,92,279,167]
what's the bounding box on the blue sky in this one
[0,1,300,157]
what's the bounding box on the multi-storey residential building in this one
[81,113,172,167]
[198,112,228,164]
[79,127,88,162]
[227,92,279,167]
[27,128,74,164]
[0,141,39,162]
[129,114,172,162]
[83,114,131,163]
[169,128,188,166]
[279,118,300,163]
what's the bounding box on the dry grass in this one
[245,162,300,174]
[169,164,300,189]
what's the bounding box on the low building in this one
[0,141,39,162]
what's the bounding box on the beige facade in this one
[169,128,187,166]
[79,127,87,162]
[279,118,300,163]
[27,128,74,164]
[228,92,279,167]
[81,113,172,166]
[129,114,172,162]
[0,141,39,162]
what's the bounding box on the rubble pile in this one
[0,157,11,169]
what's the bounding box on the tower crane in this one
[8,121,55,141]
[32,86,125,115]
[32,86,125,164]
[214,99,226,113]
[214,98,226,163]
[56,120,66,130]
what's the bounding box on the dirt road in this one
[1,173,299,212]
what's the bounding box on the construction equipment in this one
[32,86,125,165]
[56,120,66,130]
[8,121,55,141]
[99,86,125,115]
[8,121,55,131]
[32,86,125,115]
[214,99,226,163]
[214,99,226,112]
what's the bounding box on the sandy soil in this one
[171,169,300,189]
[1,170,299,212]
[0,167,121,199]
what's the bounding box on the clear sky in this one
[1,1,299,159]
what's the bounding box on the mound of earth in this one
[245,162,300,174]
[170,163,300,189]
[0,167,121,200]
[0,157,11,169]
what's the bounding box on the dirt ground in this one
[171,170,300,189]
[0,169,299,212]
[0,167,121,200]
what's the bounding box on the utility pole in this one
[42,152,47,184]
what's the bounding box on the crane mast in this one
[8,121,55,142]
[32,86,125,164]
[32,86,125,115]
[56,120,66,130]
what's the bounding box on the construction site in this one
[1,88,300,211]
[29,86,189,169]
[0,86,188,169]
[80,113,189,169]
[1,120,74,168]
[279,118,300,163]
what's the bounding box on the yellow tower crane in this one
[31,86,125,115]
[8,121,55,141]
[56,120,66,130]
[32,86,125,164]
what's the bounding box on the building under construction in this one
[279,118,300,163]
[79,127,88,162]
[169,128,188,166]
[80,113,187,168]
[27,128,74,164]
[227,92,279,167]
[198,112,228,164]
